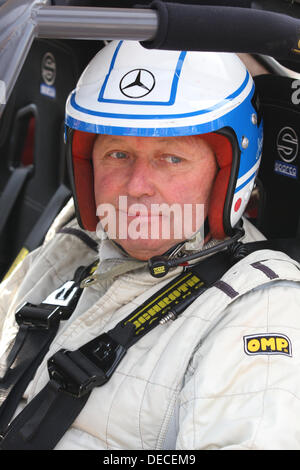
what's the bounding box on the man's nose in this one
[126,160,156,198]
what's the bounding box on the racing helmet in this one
[65,40,263,240]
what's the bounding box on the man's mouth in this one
[118,209,164,219]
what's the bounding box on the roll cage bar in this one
[1,0,300,118]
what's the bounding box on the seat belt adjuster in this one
[47,333,127,398]
[15,280,82,330]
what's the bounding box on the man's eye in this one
[109,151,128,159]
[164,155,182,164]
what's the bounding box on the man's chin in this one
[115,238,181,261]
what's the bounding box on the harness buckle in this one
[47,333,126,398]
[15,281,82,329]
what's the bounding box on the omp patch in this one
[244,333,292,357]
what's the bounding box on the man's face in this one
[92,134,217,260]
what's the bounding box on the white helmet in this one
[65,40,263,240]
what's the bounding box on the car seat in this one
[0,38,100,280]
[250,74,300,240]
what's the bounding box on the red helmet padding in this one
[200,133,233,240]
[72,130,233,238]
[72,130,98,231]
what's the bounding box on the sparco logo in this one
[119,69,155,98]
[276,126,298,163]
[41,52,56,86]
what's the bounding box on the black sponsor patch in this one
[244,333,292,357]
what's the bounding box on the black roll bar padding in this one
[141,1,300,61]
[53,0,253,7]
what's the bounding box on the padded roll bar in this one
[1,0,300,117]
[142,1,300,60]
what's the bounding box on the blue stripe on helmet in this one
[68,71,250,121]
[234,170,257,194]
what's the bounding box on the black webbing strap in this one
[0,322,63,433]
[2,184,71,281]
[0,166,32,236]
[0,261,97,433]
[0,250,233,450]
[244,238,300,264]
[24,184,71,252]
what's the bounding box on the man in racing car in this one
[1,41,300,450]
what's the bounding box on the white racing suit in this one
[1,207,300,450]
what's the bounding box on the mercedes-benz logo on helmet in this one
[119,69,155,99]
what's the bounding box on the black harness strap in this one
[0,250,234,450]
[244,239,300,263]
[0,262,97,432]
[0,166,33,237]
